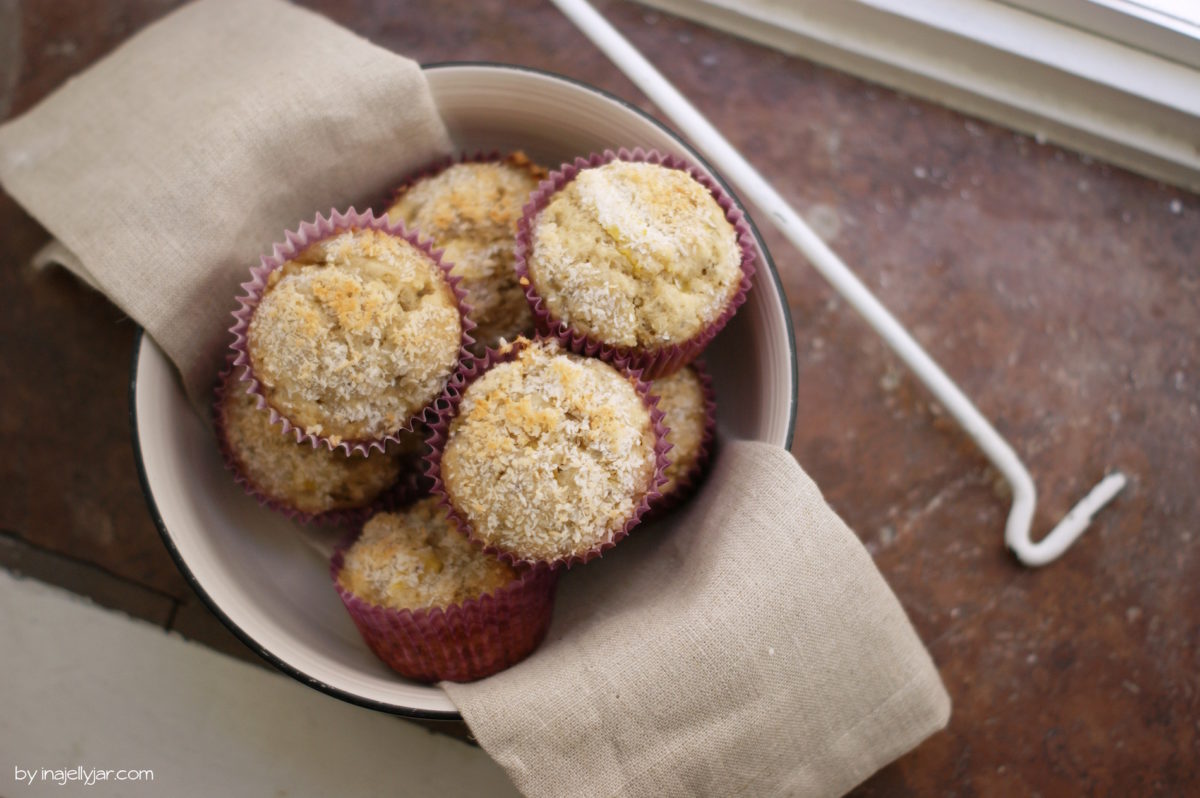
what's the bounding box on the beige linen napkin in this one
[0,2,949,796]
[0,0,452,408]
[446,441,949,798]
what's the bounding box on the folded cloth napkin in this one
[0,1,950,796]
[0,0,452,409]
[446,441,949,798]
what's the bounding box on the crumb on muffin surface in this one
[650,366,708,496]
[220,377,401,515]
[528,160,742,349]
[440,338,657,562]
[338,499,516,610]
[247,228,462,442]
[387,154,543,350]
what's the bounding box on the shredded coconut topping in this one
[649,366,707,496]
[247,229,462,441]
[528,161,742,348]
[338,500,517,610]
[220,378,401,514]
[441,338,656,562]
[387,154,544,351]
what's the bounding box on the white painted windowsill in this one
[636,0,1200,192]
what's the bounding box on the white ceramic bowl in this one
[132,63,797,718]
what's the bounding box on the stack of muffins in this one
[217,148,753,682]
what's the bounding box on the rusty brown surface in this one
[1,0,1197,794]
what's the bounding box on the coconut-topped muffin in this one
[649,364,714,502]
[337,500,516,610]
[332,498,558,682]
[437,337,660,566]
[525,158,743,352]
[246,226,463,445]
[387,153,544,351]
[216,370,402,520]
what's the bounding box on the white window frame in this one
[636,0,1200,191]
[1005,0,1200,69]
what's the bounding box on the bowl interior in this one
[133,64,796,717]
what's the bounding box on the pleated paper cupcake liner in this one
[424,337,672,570]
[376,451,433,512]
[227,207,476,456]
[644,359,718,520]
[213,359,403,527]
[514,147,757,379]
[375,423,435,510]
[331,527,558,683]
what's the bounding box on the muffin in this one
[517,148,755,377]
[332,499,557,682]
[430,337,667,568]
[647,362,716,511]
[386,153,545,351]
[230,209,470,454]
[214,364,404,523]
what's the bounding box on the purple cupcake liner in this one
[376,450,433,512]
[212,359,404,527]
[514,147,757,379]
[228,207,476,456]
[644,360,718,520]
[331,525,558,683]
[424,337,672,571]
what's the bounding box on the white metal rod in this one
[552,0,1126,566]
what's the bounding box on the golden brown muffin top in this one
[387,154,543,351]
[441,338,657,562]
[247,228,461,443]
[649,366,708,497]
[338,500,517,611]
[528,161,742,349]
[220,378,401,515]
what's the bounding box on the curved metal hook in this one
[553,0,1127,565]
[1003,461,1127,567]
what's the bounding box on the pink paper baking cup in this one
[228,207,476,457]
[212,359,400,527]
[375,449,432,513]
[514,147,757,379]
[644,360,718,520]
[379,422,436,509]
[331,527,558,683]
[424,337,672,571]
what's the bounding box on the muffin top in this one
[219,374,401,515]
[247,228,462,444]
[387,154,544,351]
[528,160,742,349]
[440,338,657,563]
[338,500,517,611]
[650,366,709,497]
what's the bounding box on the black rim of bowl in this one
[129,61,800,721]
